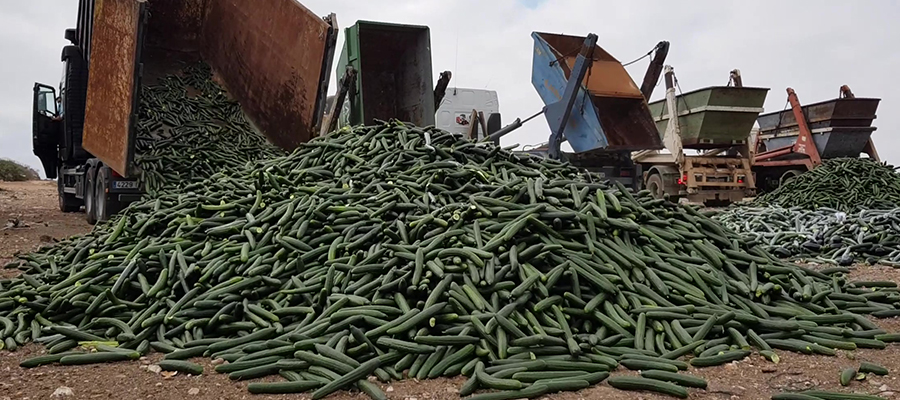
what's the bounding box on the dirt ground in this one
[2,180,900,400]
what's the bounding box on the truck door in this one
[33,83,61,179]
[81,0,146,177]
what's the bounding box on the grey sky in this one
[1,0,897,177]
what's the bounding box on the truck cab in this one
[436,88,501,140]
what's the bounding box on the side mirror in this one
[65,28,77,45]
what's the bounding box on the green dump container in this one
[337,21,435,127]
[647,86,769,148]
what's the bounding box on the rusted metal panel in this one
[537,33,644,99]
[82,0,141,176]
[144,0,207,52]
[200,0,329,150]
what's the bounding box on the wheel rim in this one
[647,176,664,199]
[85,176,94,218]
[95,175,106,221]
[649,181,662,199]
[779,170,802,187]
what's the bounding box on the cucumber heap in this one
[753,158,900,213]
[713,206,900,267]
[135,62,283,195]
[4,122,900,399]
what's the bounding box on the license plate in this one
[113,180,140,190]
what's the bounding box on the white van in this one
[436,88,500,140]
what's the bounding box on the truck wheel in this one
[57,168,81,213]
[779,169,804,188]
[95,168,111,223]
[84,166,97,225]
[646,174,666,200]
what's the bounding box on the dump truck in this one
[32,0,338,223]
[751,85,881,191]
[632,67,769,204]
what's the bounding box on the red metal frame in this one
[753,87,822,169]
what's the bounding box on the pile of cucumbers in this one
[753,158,900,213]
[3,122,900,399]
[713,206,900,267]
[134,62,283,195]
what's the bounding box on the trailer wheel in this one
[84,166,97,225]
[646,173,666,200]
[57,168,81,213]
[779,169,804,188]
[94,168,111,223]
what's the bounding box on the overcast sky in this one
[1,0,897,177]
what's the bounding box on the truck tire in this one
[61,45,89,162]
[646,173,666,200]
[779,169,804,188]
[57,169,81,213]
[84,166,97,225]
[94,167,111,223]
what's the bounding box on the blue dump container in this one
[530,32,662,153]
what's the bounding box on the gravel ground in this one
[2,180,900,400]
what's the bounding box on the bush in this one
[0,159,40,181]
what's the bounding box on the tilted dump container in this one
[530,32,662,153]
[337,21,434,127]
[82,0,336,176]
[647,86,769,148]
[756,96,880,158]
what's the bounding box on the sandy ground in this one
[2,180,900,399]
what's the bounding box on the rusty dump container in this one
[756,96,880,158]
[530,32,662,153]
[81,0,336,176]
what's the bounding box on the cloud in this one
[1,0,897,180]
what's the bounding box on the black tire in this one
[95,167,111,223]
[646,173,666,200]
[779,169,804,188]
[57,168,81,213]
[84,166,97,225]
[61,45,89,162]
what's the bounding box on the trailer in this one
[31,0,338,223]
[752,85,880,191]
[632,67,769,204]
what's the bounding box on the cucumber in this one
[247,380,322,394]
[839,367,856,386]
[799,390,889,400]
[771,394,827,400]
[640,370,708,389]
[607,376,688,399]
[376,337,435,354]
[158,360,204,375]
[690,349,750,367]
[20,352,78,368]
[859,362,888,376]
[311,358,381,400]
[620,358,679,373]
[59,351,139,365]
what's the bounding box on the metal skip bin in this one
[530,32,662,153]
[647,86,769,149]
[756,96,880,158]
[337,21,435,127]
